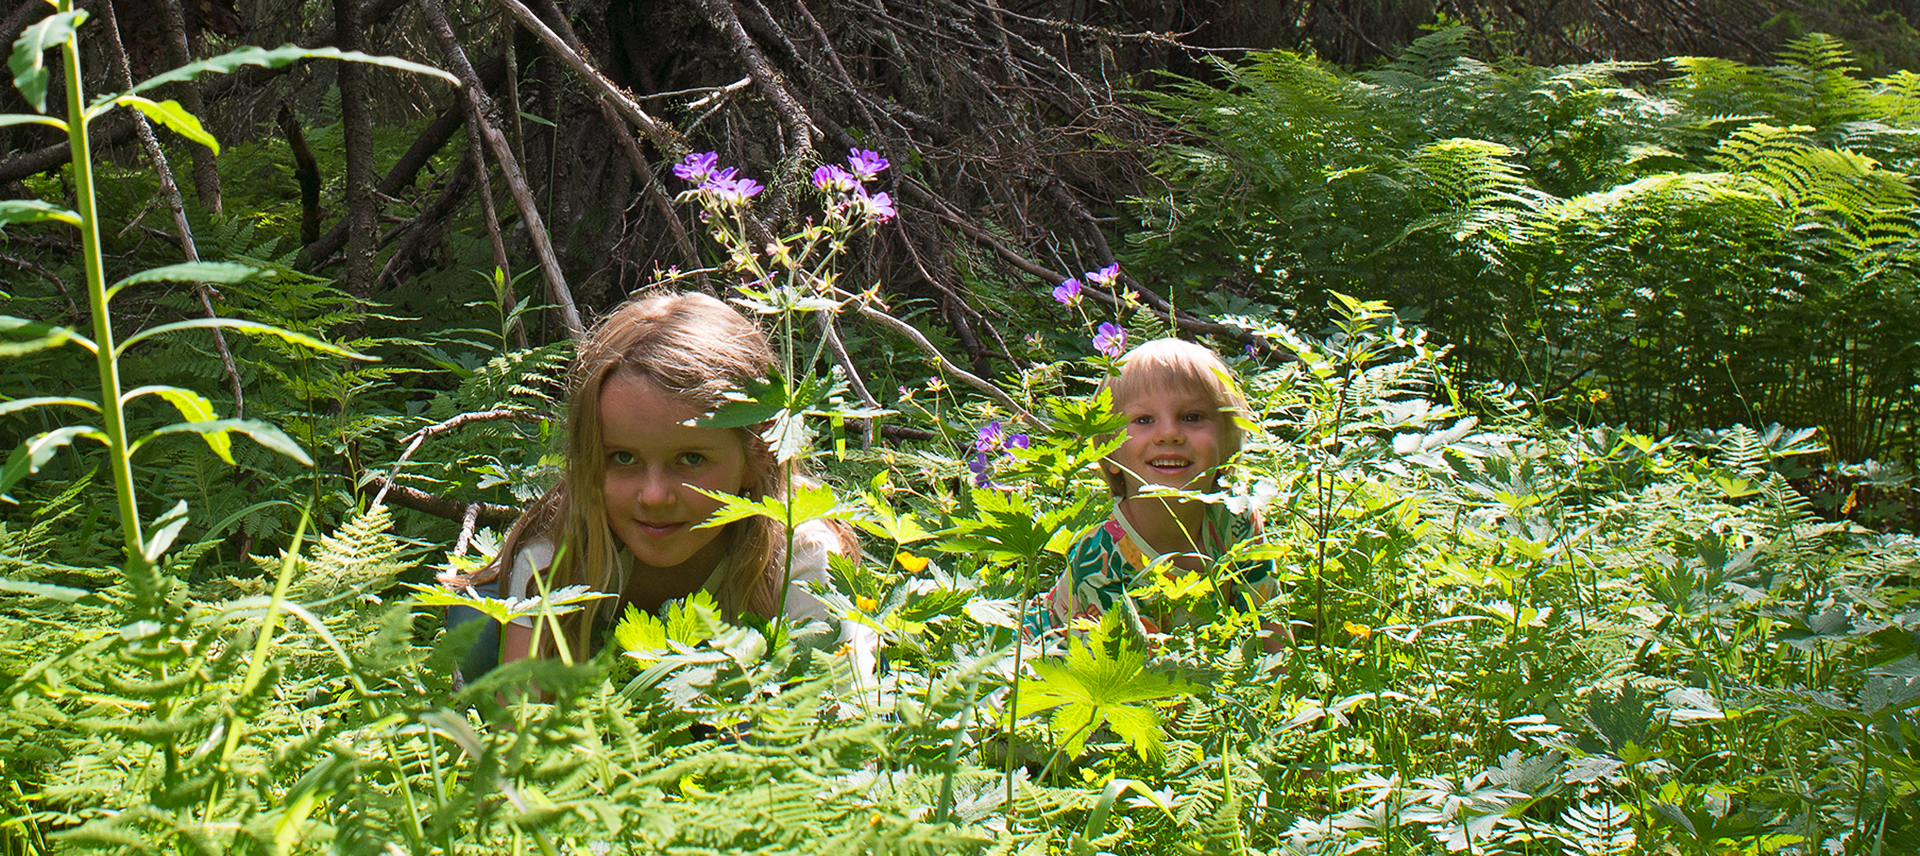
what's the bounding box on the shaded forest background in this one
[4,0,1920,540]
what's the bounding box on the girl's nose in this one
[634,469,678,506]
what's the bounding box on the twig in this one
[365,477,521,526]
[426,0,585,338]
[817,311,879,449]
[370,408,549,508]
[101,0,245,416]
[694,0,817,216]
[845,298,1036,424]
[489,0,681,148]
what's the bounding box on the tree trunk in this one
[335,0,377,299]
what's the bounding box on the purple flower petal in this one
[1052,278,1082,305]
[812,164,856,193]
[673,152,719,183]
[975,420,1003,452]
[853,187,896,221]
[1007,433,1030,450]
[703,174,763,205]
[847,148,889,181]
[1086,263,1120,286]
[1094,322,1126,358]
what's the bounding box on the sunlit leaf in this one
[118,318,372,360]
[0,316,93,355]
[1,424,108,501]
[114,44,456,103]
[109,261,261,297]
[9,10,85,113]
[0,396,97,417]
[0,198,79,227]
[123,386,228,462]
[0,578,90,601]
[141,419,312,466]
[112,96,218,152]
[0,113,64,131]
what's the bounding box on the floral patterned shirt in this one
[1039,502,1277,635]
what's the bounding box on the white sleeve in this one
[780,521,880,684]
[502,539,556,629]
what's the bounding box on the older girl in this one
[457,292,868,668]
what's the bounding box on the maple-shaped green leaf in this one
[1014,604,1202,763]
[406,583,612,625]
[939,489,1089,564]
[691,481,859,529]
[614,589,726,656]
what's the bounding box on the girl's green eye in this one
[676,452,707,467]
[610,450,636,466]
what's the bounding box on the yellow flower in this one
[1588,388,1608,403]
[1343,621,1373,641]
[896,551,929,572]
[856,595,880,613]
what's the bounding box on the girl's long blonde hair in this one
[472,292,842,657]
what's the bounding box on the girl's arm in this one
[501,621,536,665]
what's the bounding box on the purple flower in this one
[812,164,856,193]
[1094,322,1126,357]
[673,152,719,183]
[1086,263,1120,286]
[1007,433,1030,449]
[852,187,896,221]
[968,452,995,488]
[1052,277,1082,305]
[847,148,889,181]
[974,420,1003,452]
[703,173,764,205]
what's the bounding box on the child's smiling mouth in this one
[1147,456,1194,471]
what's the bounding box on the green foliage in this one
[1134,29,1920,463]
[6,21,1920,853]
[1016,604,1201,764]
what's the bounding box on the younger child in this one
[453,292,872,671]
[1043,337,1281,642]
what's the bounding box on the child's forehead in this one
[1112,365,1226,406]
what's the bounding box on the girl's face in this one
[1106,383,1229,495]
[597,372,752,573]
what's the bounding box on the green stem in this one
[62,3,143,561]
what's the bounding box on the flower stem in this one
[62,1,144,563]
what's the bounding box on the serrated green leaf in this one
[115,45,456,104]
[123,386,227,461]
[1014,607,1200,763]
[0,316,93,356]
[1,425,108,500]
[0,198,79,227]
[691,482,849,529]
[141,419,311,466]
[10,10,85,113]
[405,583,611,624]
[117,318,372,360]
[112,96,218,152]
[0,113,65,131]
[0,396,98,417]
[109,262,260,297]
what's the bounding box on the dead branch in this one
[366,477,521,526]
[425,0,585,338]
[101,0,244,418]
